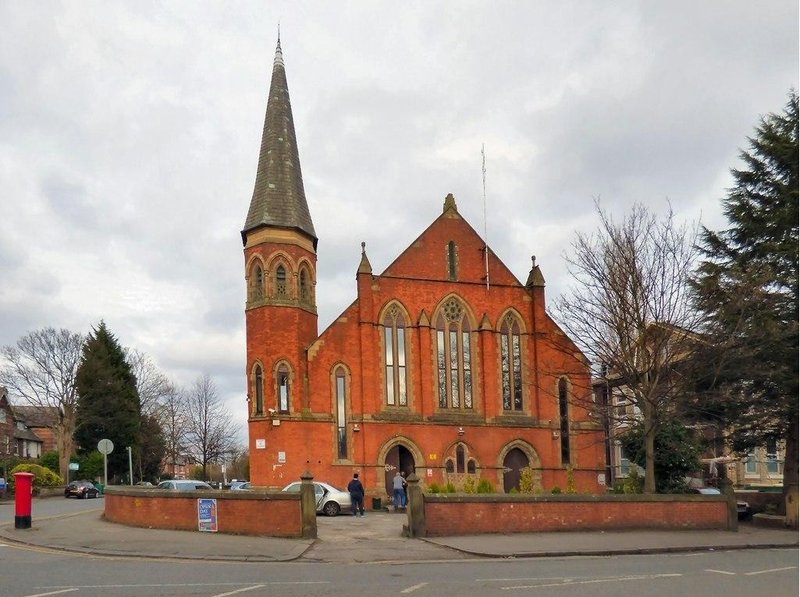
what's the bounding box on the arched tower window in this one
[558,377,571,465]
[436,298,473,409]
[277,363,291,413]
[500,313,523,411]
[299,267,310,305]
[254,365,263,415]
[335,367,348,459]
[250,263,264,301]
[447,241,457,280]
[383,305,408,406]
[275,265,288,298]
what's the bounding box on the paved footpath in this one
[0,504,796,563]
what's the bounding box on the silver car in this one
[282,481,352,516]
[156,480,213,491]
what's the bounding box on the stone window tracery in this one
[384,305,408,406]
[501,313,523,411]
[436,298,473,409]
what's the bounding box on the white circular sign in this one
[97,438,114,455]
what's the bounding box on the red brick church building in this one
[242,39,605,500]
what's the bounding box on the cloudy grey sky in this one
[1,1,797,442]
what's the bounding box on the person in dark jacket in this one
[347,472,365,516]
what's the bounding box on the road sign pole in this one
[127,446,133,485]
[103,453,108,487]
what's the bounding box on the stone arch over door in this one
[498,441,543,493]
[377,437,424,497]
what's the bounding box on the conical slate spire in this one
[242,38,317,246]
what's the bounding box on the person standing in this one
[347,472,365,516]
[392,471,404,509]
[401,471,408,508]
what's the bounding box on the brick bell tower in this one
[242,37,318,484]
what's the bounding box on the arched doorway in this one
[384,444,416,496]
[503,447,529,493]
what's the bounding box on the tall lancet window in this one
[500,314,523,411]
[254,365,264,415]
[276,265,288,297]
[558,377,571,465]
[335,367,348,459]
[383,305,408,406]
[436,298,473,409]
[447,241,457,280]
[277,363,291,413]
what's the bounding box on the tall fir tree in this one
[692,91,798,523]
[74,321,142,480]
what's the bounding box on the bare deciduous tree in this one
[555,202,701,493]
[0,327,84,480]
[184,374,236,480]
[159,382,189,479]
[125,348,171,418]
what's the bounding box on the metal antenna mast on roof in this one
[482,144,490,290]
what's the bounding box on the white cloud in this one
[0,0,796,445]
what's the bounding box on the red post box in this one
[14,471,34,529]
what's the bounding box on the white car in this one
[282,481,352,516]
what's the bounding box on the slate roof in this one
[242,38,316,246]
[12,405,60,427]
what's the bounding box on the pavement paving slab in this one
[0,504,796,563]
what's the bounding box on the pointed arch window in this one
[335,367,348,459]
[558,377,571,465]
[250,264,264,300]
[383,305,408,406]
[275,265,288,298]
[299,267,310,305]
[277,363,291,413]
[501,313,523,411]
[254,365,264,415]
[436,298,473,409]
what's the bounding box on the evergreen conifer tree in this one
[74,321,141,480]
[692,91,798,522]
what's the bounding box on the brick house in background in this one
[12,405,59,455]
[242,39,606,500]
[0,387,43,461]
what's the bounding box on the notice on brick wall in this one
[198,498,218,533]
[256,439,266,449]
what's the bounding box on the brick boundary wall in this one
[104,487,304,537]
[420,494,732,536]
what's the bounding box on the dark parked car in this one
[65,480,100,499]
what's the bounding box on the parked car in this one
[230,481,251,491]
[64,480,100,499]
[282,481,352,516]
[156,480,213,491]
[689,487,751,519]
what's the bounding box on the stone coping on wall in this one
[103,485,309,537]
[104,486,297,501]
[423,493,728,504]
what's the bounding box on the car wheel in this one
[322,501,340,517]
